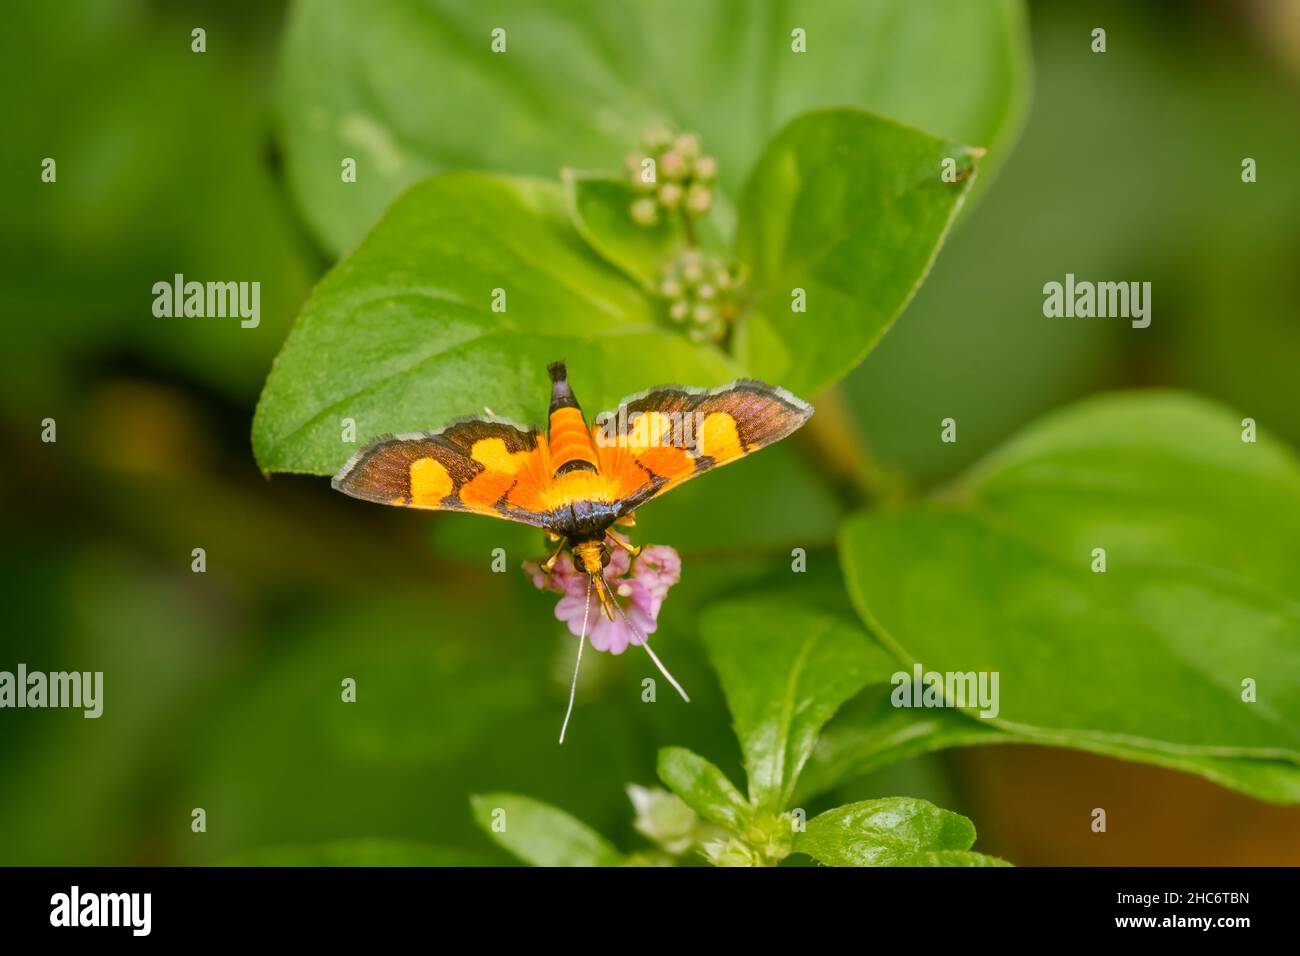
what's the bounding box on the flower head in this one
[625,125,717,223]
[657,248,746,343]
[524,540,682,655]
[626,784,726,857]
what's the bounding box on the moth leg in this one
[541,536,568,575]
[608,529,641,558]
[614,512,637,528]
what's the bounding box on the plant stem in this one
[679,208,697,247]
[795,384,900,511]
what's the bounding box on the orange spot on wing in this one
[471,436,530,474]
[701,412,743,462]
[410,457,453,504]
[626,411,677,449]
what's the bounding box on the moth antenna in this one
[559,575,593,744]
[612,598,690,703]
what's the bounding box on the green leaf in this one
[794,797,980,866]
[901,850,1012,867]
[700,598,896,810]
[656,746,751,831]
[471,792,624,867]
[265,6,1022,465]
[802,686,1300,806]
[252,173,735,475]
[565,173,680,291]
[840,391,1300,763]
[280,0,1029,254]
[798,686,1007,800]
[734,109,979,394]
[627,785,705,855]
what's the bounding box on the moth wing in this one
[332,418,553,527]
[592,380,814,514]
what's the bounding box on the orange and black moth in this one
[332,362,814,618]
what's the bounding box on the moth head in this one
[571,539,615,621]
[571,538,609,575]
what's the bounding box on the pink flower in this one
[523,541,682,655]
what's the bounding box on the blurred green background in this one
[2,0,1299,865]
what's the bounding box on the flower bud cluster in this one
[657,249,745,343]
[626,126,717,227]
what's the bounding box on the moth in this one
[333,362,813,738]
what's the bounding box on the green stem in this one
[679,207,698,247]
[794,384,902,511]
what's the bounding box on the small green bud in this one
[627,786,699,855]
[658,183,683,209]
[659,150,687,181]
[685,183,712,215]
[696,283,717,301]
[742,812,795,864]
[630,197,659,226]
[669,300,690,322]
[642,125,674,151]
[693,154,718,182]
[702,837,761,867]
[674,133,700,160]
[660,278,683,298]
[692,304,716,325]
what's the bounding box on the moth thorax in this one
[572,539,609,575]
